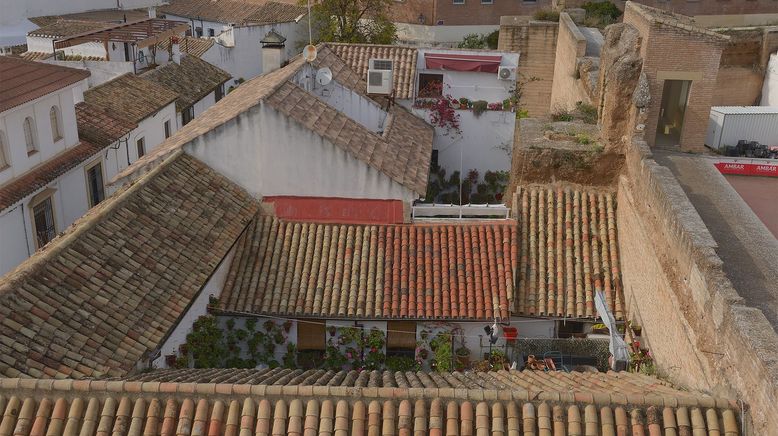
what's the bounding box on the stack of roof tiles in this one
[0,376,740,435]
[0,154,258,379]
[219,216,516,320]
[327,43,418,99]
[513,185,624,319]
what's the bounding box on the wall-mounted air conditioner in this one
[367,58,393,95]
[498,66,516,81]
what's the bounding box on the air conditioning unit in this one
[498,66,516,81]
[367,58,393,94]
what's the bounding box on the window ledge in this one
[0,164,9,172]
[27,150,38,157]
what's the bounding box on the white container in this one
[705,106,778,150]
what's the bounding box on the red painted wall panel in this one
[264,196,405,224]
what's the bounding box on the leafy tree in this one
[305,0,396,44]
[457,30,499,50]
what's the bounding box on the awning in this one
[424,53,502,73]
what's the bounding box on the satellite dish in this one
[316,67,332,86]
[303,44,317,62]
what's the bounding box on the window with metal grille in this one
[86,162,105,207]
[164,120,171,139]
[182,106,195,125]
[137,137,146,158]
[215,83,224,102]
[33,197,56,248]
[372,59,393,71]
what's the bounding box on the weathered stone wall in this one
[499,17,558,117]
[617,138,778,435]
[712,27,778,106]
[549,13,594,113]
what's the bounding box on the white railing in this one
[412,203,510,220]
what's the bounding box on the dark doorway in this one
[655,80,691,147]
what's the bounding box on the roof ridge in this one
[0,149,185,294]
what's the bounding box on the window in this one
[32,196,56,248]
[49,106,62,142]
[195,27,203,37]
[386,321,416,357]
[215,83,224,102]
[481,0,493,3]
[164,120,171,139]
[297,319,325,369]
[86,161,105,207]
[0,130,8,169]
[418,73,444,97]
[453,0,464,4]
[431,149,439,169]
[182,106,195,126]
[208,28,215,37]
[136,137,146,158]
[23,117,37,154]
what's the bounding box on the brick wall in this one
[435,0,551,26]
[712,27,778,106]
[616,0,778,17]
[550,13,592,112]
[618,138,778,436]
[499,17,558,117]
[624,5,725,151]
[388,0,436,25]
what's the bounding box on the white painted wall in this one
[396,23,500,48]
[0,81,84,186]
[152,245,238,369]
[186,103,418,203]
[762,52,778,106]
[192,90,216,120]
[44,60,134,87]
[413,108,514,178]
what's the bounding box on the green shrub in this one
[552,111,574,122]
[581,1,622,28]
[575,101,598,124]
[472,100,488,118]
[386,355,421,372]
[533,9,560,22]
[485,30,499,49]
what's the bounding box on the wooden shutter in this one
[297,320,325,350]
[387,321,417,349]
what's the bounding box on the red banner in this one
[263,196,405,224]
[714,162,778,177]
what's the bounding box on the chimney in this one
[148,7,157,18]
[170,36,181,64]
[260,29,286,74]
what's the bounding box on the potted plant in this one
[455,347,471,369]
[503,99,512,110]
[459,97,470,109]
[472,100,488,118]
[283,320,293,333]
[328,325,337,337]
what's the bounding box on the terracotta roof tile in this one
[28,9,149,27]
[513,185,624,319]
[156,36,214,58]
[0,154,259,378]
[83,73,178,125]
[141,55,231,111]
[160,0,304,25]
[0,139,105,211]
[326,43,418,99]
[0,373,739,435]
[0,57,90,113]
[114,45,433,196]
[27,19,109,38]
[75,102,137,147]
[218,216,516,320]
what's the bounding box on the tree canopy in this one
[303,0,397,44]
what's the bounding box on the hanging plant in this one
[427,96,461,136]
[328,325,337,337]
[472,100,488,118]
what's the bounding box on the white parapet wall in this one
[396,23,500,47]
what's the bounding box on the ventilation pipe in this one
[171,36,181,64]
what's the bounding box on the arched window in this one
[23,117,37,154]
[0,130,9,168]
[50,105,62,141]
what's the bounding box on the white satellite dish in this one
[303,44,317,62]
[316,67,332,86]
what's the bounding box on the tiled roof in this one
[0,56,90,113]
[141,55,231,111]
[75,102,137,147]
[513,185,624,320]
[0,153,259,379]
[28,9,149,27]
[327,43,418,99]
[17,51,52,61]
[247,1,308,25]
[0,140,104,212]
[83,73,178,124]
[157,36,215,58]
[218,216,516,320]
[0,375,740,436]
[27,19,109,38]
[160,0,305,25]
[113,46,433,196]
